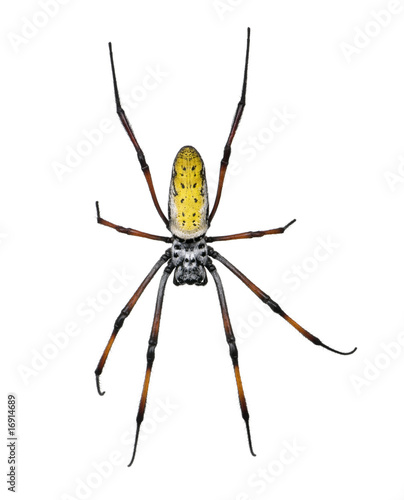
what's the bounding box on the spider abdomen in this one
[168,146,209,240]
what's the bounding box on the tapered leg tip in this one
[127,448,137,467]
[95,374,105,396]
[248,434,256,456]
[127,426,141,467]
[245,419,256,457]
[320,341,358,356]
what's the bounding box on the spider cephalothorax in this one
[171,236,208,286]
[94,28,357,467]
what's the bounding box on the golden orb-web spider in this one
[94,28,357,467]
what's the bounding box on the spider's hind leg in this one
[108,43,168,227]
[209,27,251,224]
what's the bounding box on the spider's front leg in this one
[94,250,171,396]
[128,260,174,466]
[207,258,256,457]
[208,247,357,356]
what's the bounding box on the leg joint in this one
[137,151,148,170]
[207,247,217,259]
[228,340,238,362]
[147,343,156,363]
[114,309,129,329]
[206,259,216,273]
[265,297,282,315]
[222,145,231,164]
[164,261,175,274]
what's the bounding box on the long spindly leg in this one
[207,259,256,457]
[108,43,169,227]
[207,219,296,243]
[208,247,357,355]
[95,250,171,396]
[96,202,172,243]
[208,28,251,224]
[128,261,174,467]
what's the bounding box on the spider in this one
[94,28,357,467]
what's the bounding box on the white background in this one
[2,0,404,499]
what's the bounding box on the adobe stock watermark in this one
[235,235,340,343]
[61,396,179,500]
[227,438,306,500]
[340,1,403,64]
[7,0,73,54]
[281,235,339,291]
[204,106,295,195]
[206,158,243,193]
[52,65,169,182]
[212,0,247,20]
[238,107,297,163]
[384,154,404,192]
[350,330,404,395]
[17,268,135,385]
[0,231,8,246]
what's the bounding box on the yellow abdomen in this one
[168,146,209,239]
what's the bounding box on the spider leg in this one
[208,28,250,224]
[95,250,171,396]
[128,261,174,467]
[96,202,172,243]
[207,219,296,242]
[208,247,357,355]
[207,259,256,457]
[108,43,169,227]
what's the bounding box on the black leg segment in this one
[108,43,169,227]
[128,261,174,466]
[207,258,256,457]
[208,247,357,356]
